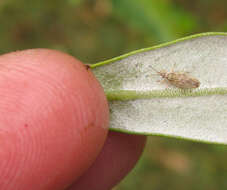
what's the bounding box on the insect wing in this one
[167,73,200,89]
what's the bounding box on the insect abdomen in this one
[166,73,200,89]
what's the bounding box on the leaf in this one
[92,32,227,144]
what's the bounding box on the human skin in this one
[0,49,147,190]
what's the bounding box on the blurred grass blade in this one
[112,0,197,42]
[92,32,227,144]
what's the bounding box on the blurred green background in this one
[1,0,227,189]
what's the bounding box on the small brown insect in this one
[85,64,90,70]
[150,66,200,89]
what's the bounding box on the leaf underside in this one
[92,32,227,144]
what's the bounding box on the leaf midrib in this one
[106,88,227,101]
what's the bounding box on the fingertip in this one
[0,49,109,189]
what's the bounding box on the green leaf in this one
[92,32,227,145]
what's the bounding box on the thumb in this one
[0,49,109,190]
